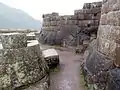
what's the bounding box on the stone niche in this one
[0,33,49,90]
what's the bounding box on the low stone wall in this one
[0,29,38,33]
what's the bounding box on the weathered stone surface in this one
[82,0,120,90]
[20,75,49,90]
[77,13,101,20]
[42,26,59,31]
[0,41,49,89]
[34,31,40,41]
[101,0,120,14]
[107,68,120,90]
[42,49,59,68]
[27,32,36,40]
[97,25,120,65]
[40,1,102,46]
[82,40,113,90]
[74,8,101,14]
[100,11,120,26]
[78,20,99,27]
[0,33,27,49]
[101,1,109,14]
[83,2,102,9]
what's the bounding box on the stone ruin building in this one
[40,1,102,47]
[82,0,120,90]
[1,0,120,90]
[0,29,49,90]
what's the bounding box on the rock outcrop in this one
[0,31,49,90]
[40,1,102,46]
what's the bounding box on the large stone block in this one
[101,1,109,14]
[101,0,120,14]
[42,49,59,68]
[50,21,58,26]
[43,22,51,27]
[77,14,85,20]
[0,41,48,89]
[100,14,108,25]
[108,0,120,12]
[78,20,98,27]
[97,25,120,41]
[77,13,101,20]
[100,11,120,26]
[97,37,117,60]
[97,25,120,60]
[83,2,102,9]
[27,32,36,40]
[74,8,101,14]
[0,33,27,49]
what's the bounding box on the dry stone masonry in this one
[0,30,49,90]
[40,1,102,47]
[75,1,102,40]
[82,0,120,90]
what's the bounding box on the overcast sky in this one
[0,0,101,20]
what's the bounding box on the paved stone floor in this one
[49,50,86,90]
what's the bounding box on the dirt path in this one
[49,50,86,90]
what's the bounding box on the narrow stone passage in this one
[49,50,86,90]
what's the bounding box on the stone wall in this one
[0,31,49,90]
[40,1,102,46]
[74,1,102,48]
[82,0,120,90]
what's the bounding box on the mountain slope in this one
[0,3,41,29]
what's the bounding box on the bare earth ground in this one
[49,49,86,90]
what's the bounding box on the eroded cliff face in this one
[0,30,49,90]
[82,0,120,90]
[40,2,102,46]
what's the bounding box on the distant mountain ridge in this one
[0,3,41,29]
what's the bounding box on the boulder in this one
[42,49,59,68]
